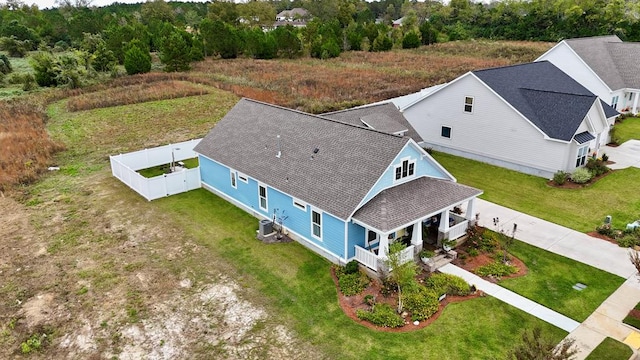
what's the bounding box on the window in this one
[366,230,379,248]
[394,158,416,181]
[464,96,474,113]
[612,96,619,109]
[576,146,589,167]
[293,198,307,211]
[441,126,451,138]
[258,185,267,211]
[629,92,634,101]
[230,171,237,189]
[238,172,248,183]
[311,210,322,239]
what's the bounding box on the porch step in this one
[425,254,454,272]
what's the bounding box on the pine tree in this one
[159,32,191,72]
[124,45,151,75]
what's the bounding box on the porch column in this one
[379,233,390,259]
[411,221,422,246]
[438,209,450,243]
[466,198,476,225]
[633,92,639,115]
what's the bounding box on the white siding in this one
[537,43,613,103]
[403,74,572,178]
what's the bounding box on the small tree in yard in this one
[384,241,418,313]
[159,32,191,72]
[509,327,577,360]
[124,44,151,75]
[630,250,640,280]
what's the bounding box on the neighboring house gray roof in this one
[573,131,595,144]
[322,103,423,143]
[565,35,640,90]
[473,61,599,142]
[194,98,410,220]
[352,177,482,233]
[360,113,407,134]
[276,8,308,19]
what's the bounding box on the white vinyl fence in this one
[110,139,202,201]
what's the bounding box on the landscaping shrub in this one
[571,167,592,184]
[344,260,360,274]
[403,286,440,321]
[553,170,568,185]
[337,272,370,296]
[468,248,479,257]
[596,224,614,237]
[356,303,404,328]
[617,234,638,248]
[586,158,609,176]
[475,261,517,277]
[425,273,471,296]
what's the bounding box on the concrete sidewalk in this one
[474,199,636,279]
[472,199,640,359]
[439,263,580,332]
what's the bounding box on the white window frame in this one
[230,171,237,189]
[393,157,416,182]
[311,209,322,240]
[258,184,268,211]
[441,126,452,139]
[611,96,619,109]
[464,96,474,113]
[576,145,589,167]
[293,198,307,211]
[237,172,248,183]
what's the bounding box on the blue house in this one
[194,99,482,272]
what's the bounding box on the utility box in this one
[259,219,273,236]
[605,215,612,224]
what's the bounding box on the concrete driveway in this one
[603,140,640,170]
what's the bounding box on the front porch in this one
[353,198,478,273]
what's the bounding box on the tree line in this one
[1,0,640,89]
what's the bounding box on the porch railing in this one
[398,244,415,265]
[355,245,378,270]
[448,219,469,240]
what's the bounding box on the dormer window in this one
[394,158,415,181]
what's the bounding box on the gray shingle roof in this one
[565,35,640,90]
[573,131,595,144]
[322,103,423,143]
[352,177,482,233]
[473,61,598,142]
[360,113,407,134]
[600,99,620,118]
[194,98,409,220]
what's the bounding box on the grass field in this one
[500,241,624,322]
[613,117,640,145]
[586,337,633,360]
[433,151,640,232]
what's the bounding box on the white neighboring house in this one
[536,35,640,114]
[400,61,619,179]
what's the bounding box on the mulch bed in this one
[331,268,483,332]
[546,169,614,189]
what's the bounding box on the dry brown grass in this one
[0,99,65,191]
[66,80,209,112]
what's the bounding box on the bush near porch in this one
[432,151,640,233]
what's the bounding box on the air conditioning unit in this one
[259,219,274,236]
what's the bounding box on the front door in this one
[366,230,379,250]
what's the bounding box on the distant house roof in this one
[392,17,404,27]
[194,99,409,220]
[352,177,481,232]
[473,61,602,142]
[322,102,423,143]
[276,8,308,19]
[564,35,640,90]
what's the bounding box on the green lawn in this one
[613,116,640,145]
[623,301,640,330]
[137,157,199,178]
[433,152,640,232]
[499,241,624,322]
[155,189,567,359]
[586,337,633,360]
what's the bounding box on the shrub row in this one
[403,287,440,321]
